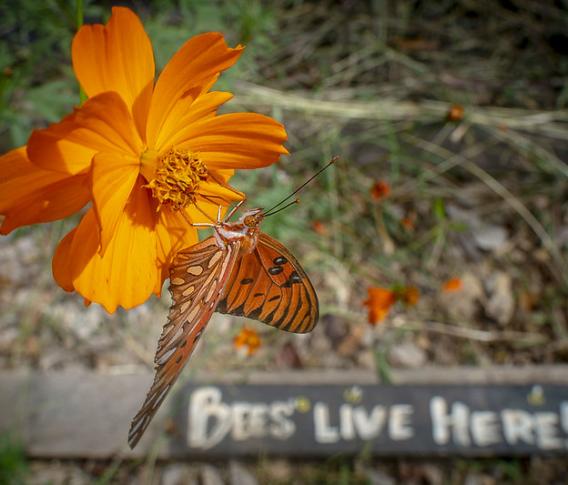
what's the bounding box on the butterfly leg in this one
[224,199,246,222]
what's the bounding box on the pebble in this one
[388,340,427,368]
[485,271,514,325]
[161,464,196,485]
[229,461,258,485]
[365,468,396,485]
[202,464,225,485]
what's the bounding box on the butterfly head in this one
[240,208,265,228]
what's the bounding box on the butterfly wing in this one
[128,237,239,449]
[216,233,318,333]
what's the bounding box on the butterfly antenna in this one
[265,198,299,217]
[264,156,337,216]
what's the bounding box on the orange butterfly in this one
[128,199,320,448]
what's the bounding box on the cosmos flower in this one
[442,277,463,292]
[399,286,420,306]
[363,287,396,324]
[233,326,262,356]
[0,7,288,312]
[370,180,391,201]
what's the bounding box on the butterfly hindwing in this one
[216,233,318,333]
[128,237,239,448]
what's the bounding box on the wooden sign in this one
[172,383,568,456]
[1,369,567,458]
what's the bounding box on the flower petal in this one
[70,182,158,313]
[72,7,155,136]
[185,198,227,225]
[147,33,243,148]
[153,91,233,152]
[155,209,199,292]
[199,178,244,205]
[91,152,140,255]
[0,148,90,234]
[52,227,77,292]
[177,113,288,169]
[27,92,143,174]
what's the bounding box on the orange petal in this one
[199,179,244,206]
[155,208,199,292]
[147,33,243,148]
[152,91,233,152]
[177,113,288,169]
[0,148,90,234]
[91,152,140,255]
[72,7,155,137]
[70,182,158,313]
[185,198,227,225]
[52,227,77,292]
[28,92,143,175]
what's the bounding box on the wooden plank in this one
[1,368,568,458]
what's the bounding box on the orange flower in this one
[447,104,464,122]
[233,326,261,356]
[363,287,396,325]
[370,180,391,201]
[311,220,327,235]
[0,8,288,312]
[399,286,420,306]
[442,277,463,292]
[401,213,416,231]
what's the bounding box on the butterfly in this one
[127,200,319,448]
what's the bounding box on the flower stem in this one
[76,0,87,104]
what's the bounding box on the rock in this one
[266,460,291,482]
[39,348,73,370]
[0,236,40,286]
[323,315,348,348]
[365,468,396,485]
[46,302,104,341]
[420,464,444,485]
[439,272,484,321]
[464,473,496,485]
[202,465,225,485]
[323,265,352,308]
[447,205,508,253]
[28,462,68,485]
[161,464,195,485]
[473,224,507,251]
[357,349,376,370]
[485,272,514,325]
[229,461,258,485]
[388,341,426,368]
[0,326,19,351]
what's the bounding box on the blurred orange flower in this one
[311,220,327,235]
[442,277,463,292]
[363,287,396,324]
[401,213,416,231]
[0,7,288,313]
[399,286,420,306]
[233,326,262,356]
[370,180,391,201]
[447,104,464,122]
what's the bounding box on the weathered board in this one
[1,368,568,458]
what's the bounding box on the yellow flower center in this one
[145,148,208,211]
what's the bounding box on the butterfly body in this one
[213,208,263,253]
[128,205,318,448]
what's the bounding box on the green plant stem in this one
[76,0,87,104]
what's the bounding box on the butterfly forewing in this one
[128,237,240,449]
[216,233,318,333]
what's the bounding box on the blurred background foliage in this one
[1,0,568,483]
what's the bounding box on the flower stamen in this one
[145,148,208,211]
